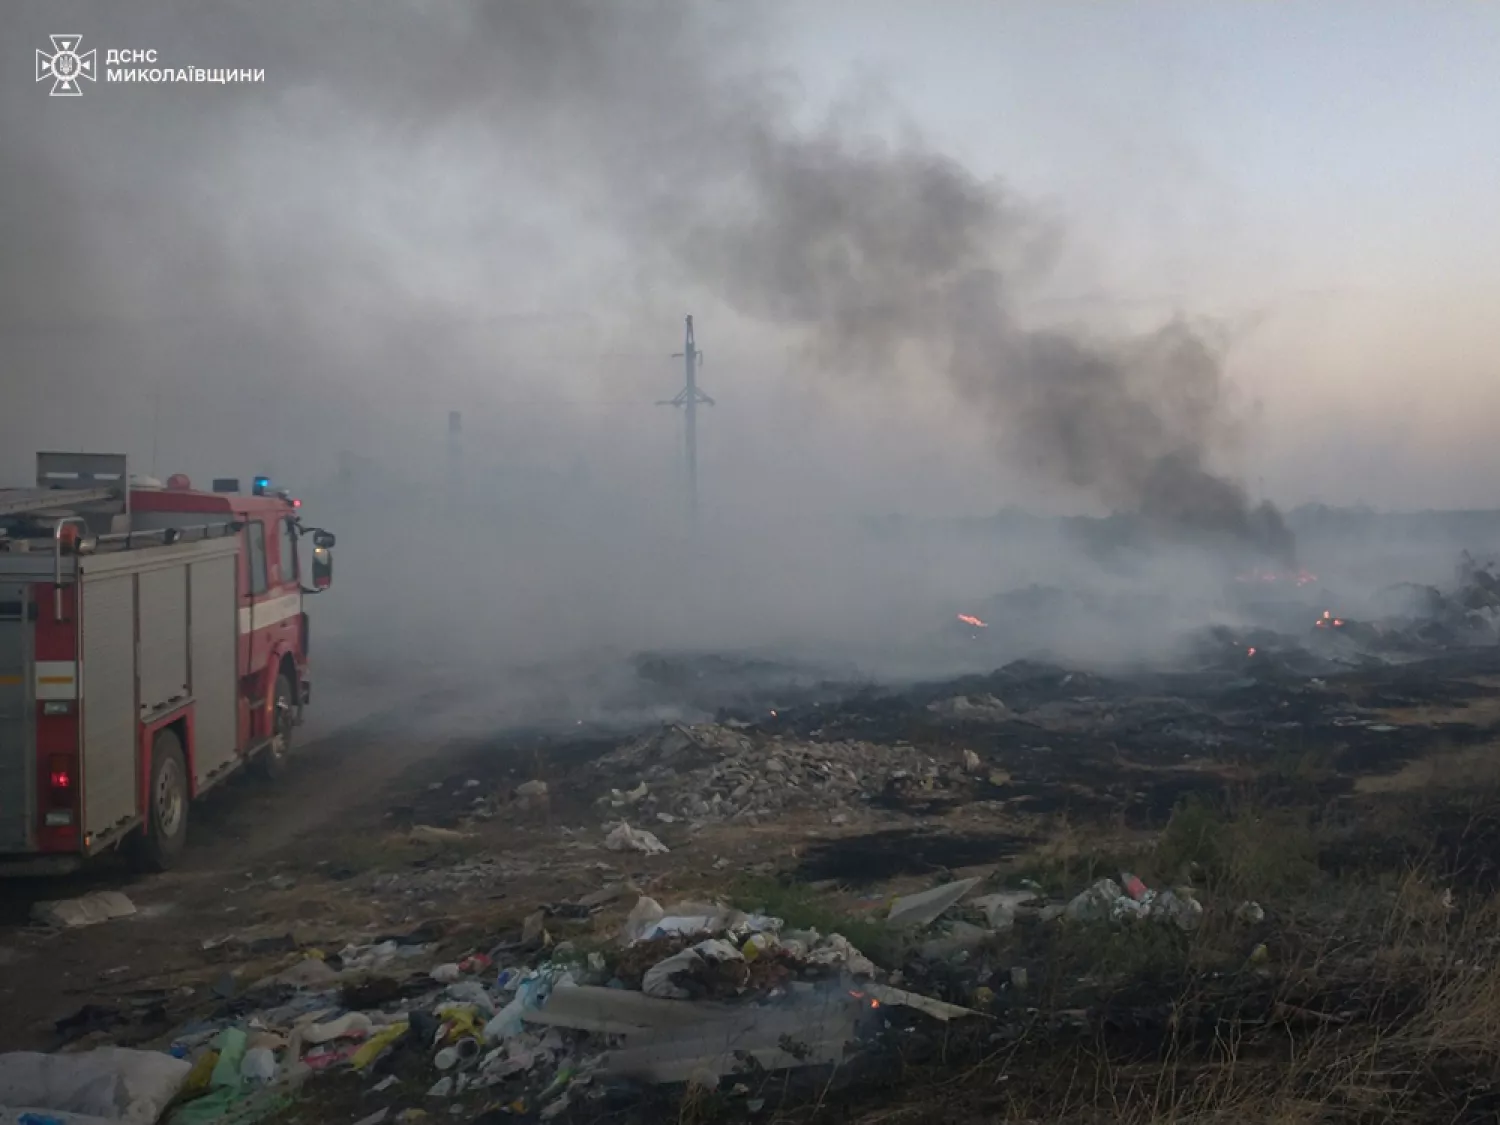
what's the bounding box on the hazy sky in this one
[777,1,1500,507]
[4,1,1499,513]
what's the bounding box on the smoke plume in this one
[3,0,1291,565]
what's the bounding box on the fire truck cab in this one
[0,452,336,874]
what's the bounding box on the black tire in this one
[252,673,295,781]
[128,729,188,872]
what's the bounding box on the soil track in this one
[0,680,497,1050]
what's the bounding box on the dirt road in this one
[0,679,496,1051]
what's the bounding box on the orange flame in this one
[957,614,988,628]
[1247,646,1257,656]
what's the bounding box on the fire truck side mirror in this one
[312,530,336,549]
[311,545,333,590]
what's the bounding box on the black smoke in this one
[2,0,1291,561]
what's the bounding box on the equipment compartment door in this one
[0,584,34,852]
[189,554,238,785]
[80,575,138,841]
[137,567,189,715]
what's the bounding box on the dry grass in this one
[752,755,1500,1125]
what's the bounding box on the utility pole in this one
[658,315,713,528]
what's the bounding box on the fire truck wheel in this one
[252,674,295,781]
[128,730,188,872]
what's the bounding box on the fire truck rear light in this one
[43,701,72,716]
[49,756,73,793]
[44,810,73,827]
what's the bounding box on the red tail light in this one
[49,755,74,795]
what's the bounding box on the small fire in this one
[848,990,880,1009]
[1247,646,1257,657]
[1314,610,1345,629]
[957,614,988,629]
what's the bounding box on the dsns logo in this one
[36,34,97,97]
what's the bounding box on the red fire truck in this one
[0,452,336,874]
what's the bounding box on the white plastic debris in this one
[408,824,472,845]
[887,877,981,928]
[1064,877,1203,931]
[240,1046,277,1083]
[1151,890,1203,932]
[641,939,745,1000]
[1235,900,1266,925]
[515,780,549,800]
[429,963,462,983]
[969,891,1038,930]
[807,934,875,977]
[483,970,574,1043]
[608,781,651,807]
[0,1047,190,1121]
[621,897,666,944]
[303,1012,375,1044]
[604,822,669,855]
[447,980,497,1016]
[1064,878,1124,922]
[30,891,136,929]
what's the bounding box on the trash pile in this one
[45,898,972,1123]
[2,864,1277,1124]
[1061,875,1205,930]
[592,724,947,826]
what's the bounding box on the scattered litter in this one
[969,890,1037,930]
[927,694,1008,721]
[641,939,745,1000]
[1065,877,1202,931]
[864,984,980,1021]
[30,892,136,930]
[0,1047,189,1121]
[515,780,549,801]
[887,877,981,928]
[408,825,472,845]
[604,823,669,855]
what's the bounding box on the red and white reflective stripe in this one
[238,590,301,635]
[35,661,77,700]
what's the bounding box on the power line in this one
[657,314,714,530]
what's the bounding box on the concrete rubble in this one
[592,722,960,826]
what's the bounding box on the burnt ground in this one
[4,640,1500,1123]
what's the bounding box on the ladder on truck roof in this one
[0,452,130,519]
[0,487,122,518]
